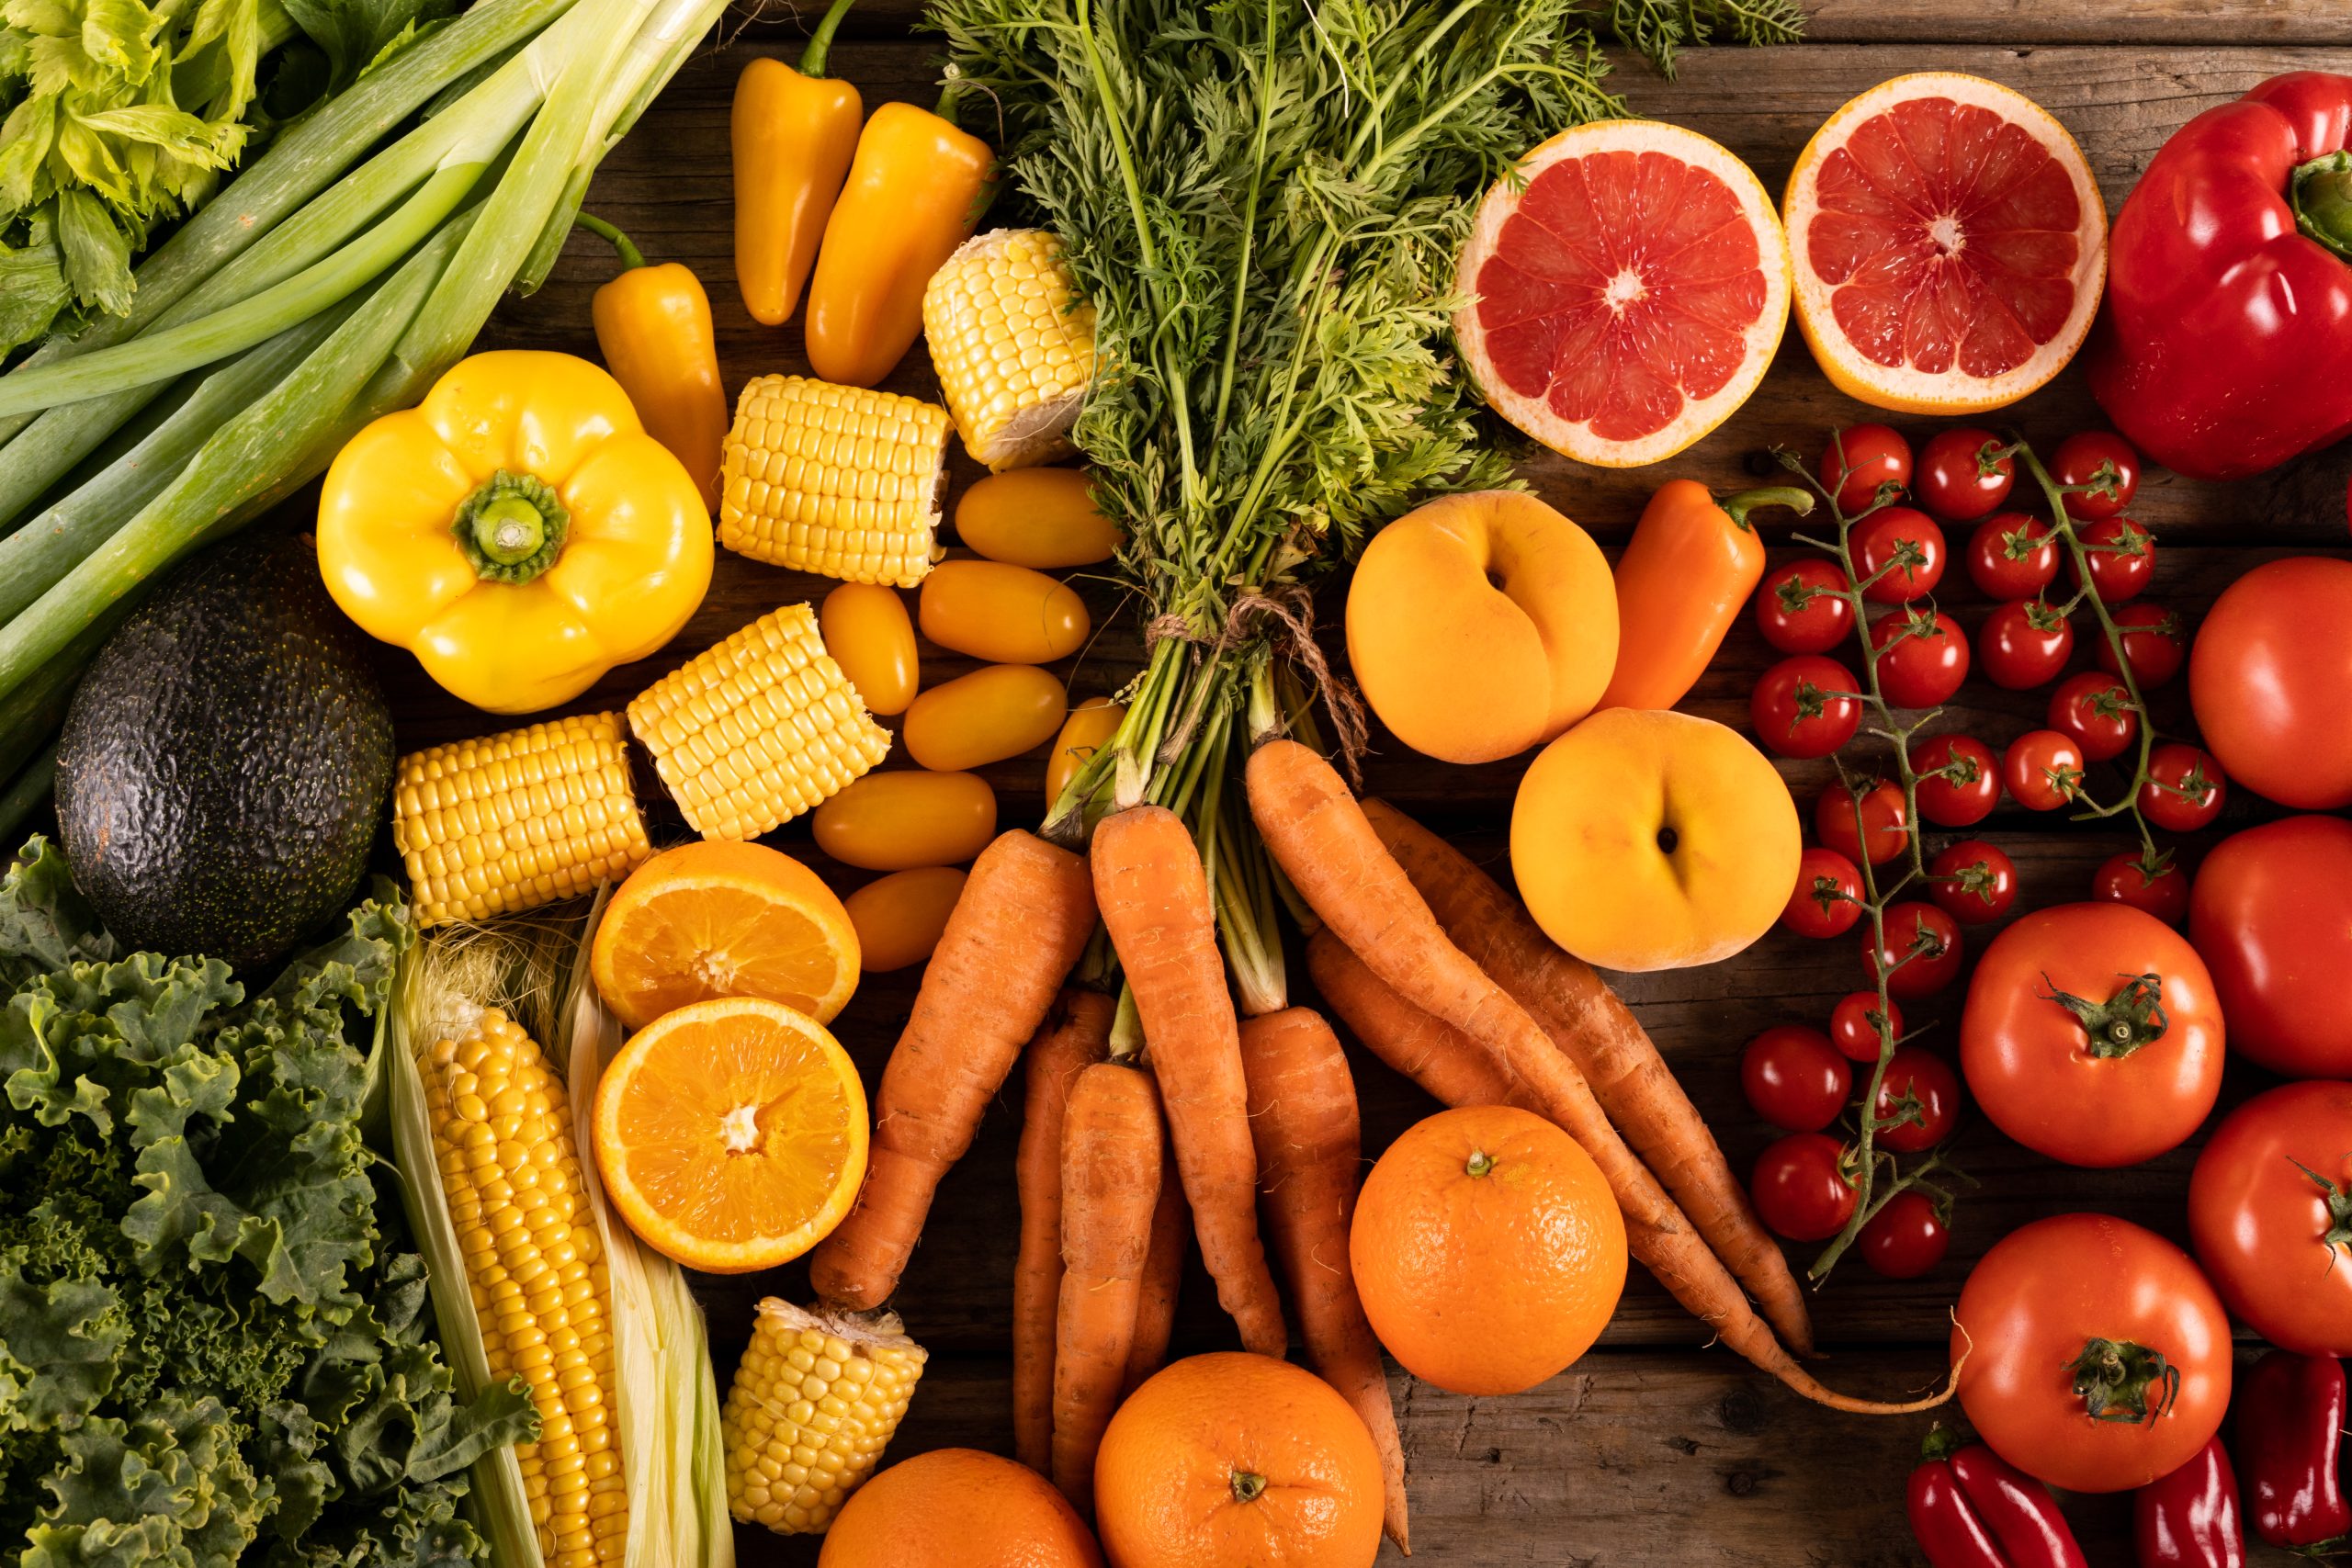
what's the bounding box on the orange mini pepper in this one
[731,0,863,327]
[579,214,727,513]
[805,83,996,388]
[1597,479,1814,713]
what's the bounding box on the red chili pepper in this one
[1907,1428,2088,1568]
[2233,1349,2351,1550]
[2090,72,2352,479]
[2135,1437,2245,1568]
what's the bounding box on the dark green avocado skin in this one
[54,532,396,969]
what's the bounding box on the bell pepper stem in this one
[1720,483,1815,531]
[454,469,571,582]
[934,69,968,127]
[2294,152,2352,261]
[574,210,646,271]
[797,0,858,77]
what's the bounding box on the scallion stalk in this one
[0,744,57,847]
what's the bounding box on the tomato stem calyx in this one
[2064,1336,2181,1425]
[2293,1158,2352,1255]
[2041,970,2169,1058]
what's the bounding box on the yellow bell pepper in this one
[317,349,714,715]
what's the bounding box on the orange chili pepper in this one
[805,83,996,388]
[1597,479,1814,712]
[731,0,863,327]
[579,214,727,513]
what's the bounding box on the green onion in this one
[0,743,57,845]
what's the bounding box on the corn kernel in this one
[721,1300,926,1536]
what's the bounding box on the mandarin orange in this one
[818,1447,1102,1568]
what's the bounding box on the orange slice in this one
[1783,73,2107,414]
[590,840,859,1030]
[591,996,868,1273]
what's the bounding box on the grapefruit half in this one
[1454,119,1790,468]
[1784,73,2107,414]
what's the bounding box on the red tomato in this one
[2188,1082,2352,1356]
[1860,1190,1951,1280]
[1741,1025,1853,1134]
[1821,423,1912,513]
[1873,1044,1962,1154]
[2068,516,2154,603]
[2188,557,2352,809]
[1815,778,1907,866]
[2188,816,2352,1077]
[1928,840,2017,925]
[2046,672,2137,763]
[1750,1133,1858,1242]
[1916,427,2015,522]
[1911,734,2001,828]
[1870,608,1970,708]
[1960,903,2223,1168]
[1965,513,2058,600]
[1852,506,1946,604]
[1953,1213,2231,1494]
[1751,655,1860,760]
[2138,743,2225,833]
[1978,600,2074,690]
[1866,902,1964,1000]
[2002,729,2085,812]
[1782,846,1863,940]
[1830,990,1903,1064]
[2093,851,2189,925]
[1754,558,1856,656]
[2050,431,2142,522]
[2096,601,2187,688]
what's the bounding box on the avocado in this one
[54,530,396,968]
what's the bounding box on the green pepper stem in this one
[797,0,858,77]
[453,469,570,583]
[1720,484,1815,531]
[573,211,645,271]
[2293,151,2352,261]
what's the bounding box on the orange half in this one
[591,996,868,1273]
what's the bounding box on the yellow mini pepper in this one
[731,0,863,327]
[580,213,727,513]
[805,83,996,388]
[317,349,714,715]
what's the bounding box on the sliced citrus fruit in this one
[592,995,868,1272]
[591,840,859,1030]
[1784,73,2107,414]
[1454,119,1790,468]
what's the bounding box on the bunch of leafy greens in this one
[938,0,1795,1015]
[0,836,535,1565]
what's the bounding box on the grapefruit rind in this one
[1453,118,1792,470]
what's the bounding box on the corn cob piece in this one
[719,375,952,587]
[722,1300,927,1535]
[423,1008,628,1568]
[922,229,1097,472]
[393,713,650,929]
[628,604,891,842]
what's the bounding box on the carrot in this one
[1249,739,1951,1415]
[1013,988,1115,1475]
[1239,1007,1410,1554]
[1306,930,1518,1111]
[1052,1060,1165,1510]
[1090,804,1288,1357]
[1122,1130,1188,1395]
[811,829,1098,1311]
[1361,798,1815,1358]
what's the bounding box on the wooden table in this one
[414,2,2352,1560]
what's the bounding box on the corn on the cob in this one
[922,229,1097,472]
[722,1300,927,1535]
[719,375,952,587]
[423,1008,628,1568]
[628,604,891,842]
[393,713,650,928]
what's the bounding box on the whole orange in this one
[1094,1353,1382,1568]
[817,1447,1102,1568]
[1350,1104,1626,1394]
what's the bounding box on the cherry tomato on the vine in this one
[1852,506,1947,604]
[1754,558,1856,656]
[2003,729,2085,812]
[2050,430,2142,521]
[2097,601,2188,688]
[1870,607,1970,708]
[2046,671,2137,763]
[1740,1025,1852,1134]
[1928,840,2018,925]
[1911,734,2002,828]
[1867,901,1965,999]
[2069,516,2154,603]
[1750,1133,1859,1242]
[1872,1044,1962,1154]
[1860,1190,1951,1280]
[2093,850,2189,924]
[1751,655,1860,760]
[1965,513,2058,600]
[1916,427,2015,522]
[2139,742,2226,832]
[1977,599,2074,690]
[1821,423,1912,513]
[1831,990,1903,1064]
[1815,778,1908,866]
[1782,846,1863,939]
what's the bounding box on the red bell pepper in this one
[2134,1437,2245,1568]
[1907,1427,2088,1568]
[2233,1348,2350,1551]
[2089,72,2352,480]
